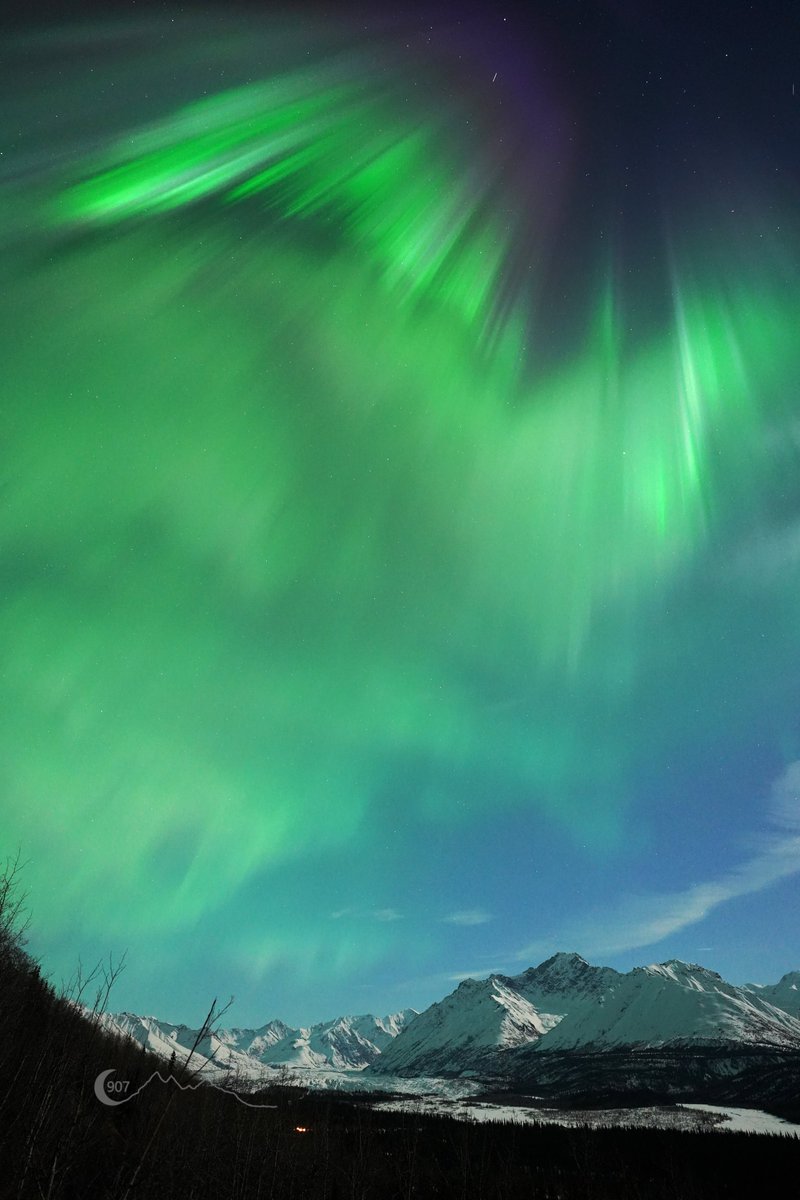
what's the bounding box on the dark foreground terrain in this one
[504,1046,800,1121]
[1,869,798,1198]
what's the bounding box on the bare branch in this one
[184,995,235,1078]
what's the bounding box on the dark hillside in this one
[1,862,798,1199]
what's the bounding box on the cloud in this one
[447,967,505,982]
[516,761,800,963]
[372,908,403,922]
[732,519,800,581]
[442,909,493,926]
[329,906,404,922]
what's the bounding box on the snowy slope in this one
[102,1011,267,1073]
[373,975,552,1075]
[105,1008,416,1073]
[745,972,800,1018]
[372,952,620,1075]
[226,1020,295,1060]
[372,954,800,1077]
[530,960,800,1051]
[255,1013,417,1069]
[103,1012,198,1061]
[107,956,800,1084]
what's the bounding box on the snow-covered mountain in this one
[102,1012,287,1074]
[522,959,800,1052]
[373,953,621,1075]
[512,953,622,1029]
[745,971,800,1018]
[107,954,800,1088]
[367,975,553,1076]
[105,1008,417,1074]
[371,953,800,1078]
[249,1012,418,1069]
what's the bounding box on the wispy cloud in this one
[330,906,404,922]
[516,762,800,963]
[732,519,800,580]
[373,908,403,922]
[447,966,505,982]
[442,909,493,926]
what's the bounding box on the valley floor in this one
[368,1094,800,1137]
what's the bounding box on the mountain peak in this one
[537,952,588,971]
[455,975,490,991]
[529,952,592,978]
[644,960,723,981]
[511,953,620,997]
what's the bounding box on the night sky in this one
[1,0,799,1027]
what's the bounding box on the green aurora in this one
[2,9,799,1022]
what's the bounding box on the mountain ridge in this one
[107,954,800,1084]
[372,954,800,1077]
[104,1008,418,1074]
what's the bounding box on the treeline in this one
[1,859,798,1199]
[501,1047,800,1122]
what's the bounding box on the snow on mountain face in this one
[373,975,553,1076]
[107,957,800,1084]
[101,1012,278,1073]
[376,1009,418,1041]
[530,959,800,1052]
[106,1009,416,1073]
[101,1012,194,1060]
[256,1013,415,1070]
[371,955,800,1078]
[229,1020,294,1060]
[372,953,624,1076]
[745,972,800,1019]
[511,953,622,1027]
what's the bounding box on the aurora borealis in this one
[1,1,799,1025]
